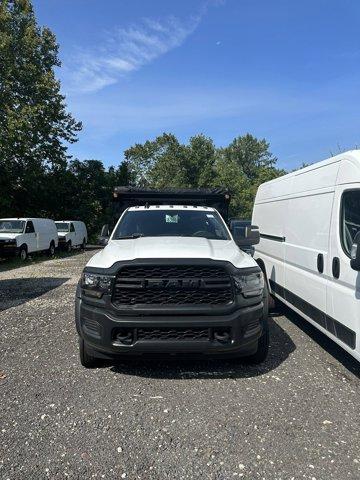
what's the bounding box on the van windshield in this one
[113,210,230,240]
[0,220,25,234]
[56,222,70,232]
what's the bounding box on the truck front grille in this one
[112,264,234,307]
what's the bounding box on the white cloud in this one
[64,13,202,94]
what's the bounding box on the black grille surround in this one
[112,264,234,307]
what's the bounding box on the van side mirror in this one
[350,232,360,271]
[233,225,260,246]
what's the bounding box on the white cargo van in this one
[55,221,87,252]
[0,218,58,261]
[252,149,360,362]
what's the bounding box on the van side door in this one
[69,222,76,245]
[284,189,334,329]
[25,221,37,252]
[327,186,360,354]
[75,223,82,245]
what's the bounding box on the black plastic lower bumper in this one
[75,298,264,359]
[0,245,18,257]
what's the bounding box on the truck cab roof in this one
[127,205,217,212]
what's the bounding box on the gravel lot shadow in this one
[110,318,296,379]
[282,305,360,379]
[0,277,70,311]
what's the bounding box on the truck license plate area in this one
[112,327,232,345]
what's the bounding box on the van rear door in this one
[327,185,360,355]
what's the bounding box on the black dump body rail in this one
[111,187,231,227]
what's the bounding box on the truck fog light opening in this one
[213,328,231,344]
[115,329,134,345]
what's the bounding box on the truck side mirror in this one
[100,224,109,237]
[99,224,110,246]
[350,232,360,271]
[233,225,260,246]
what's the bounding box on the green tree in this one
[222,134,277,181]
[125,132,285,219]
[214,134,285,218]
[0,0,82,217]
[185,134,217,187]
[125,133,218,189]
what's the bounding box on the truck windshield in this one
[0,220,25,233]
[55,222,69,232]
[113,210,230,240]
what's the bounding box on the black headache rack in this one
[111,187,231,227]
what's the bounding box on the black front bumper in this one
[0,244,18,257]
[76,258,264,359]
[75,297,263,359]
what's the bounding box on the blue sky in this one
[33,0,360,171]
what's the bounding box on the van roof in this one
[255,149,360,203]
[265,149,360,186]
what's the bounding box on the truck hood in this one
[87,236,256,269]
[0,233,19,241]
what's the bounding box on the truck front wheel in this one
[245,280,270,364]
[79,338,101,368]
[245,318,269,364]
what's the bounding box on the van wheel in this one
[66,241,72,253]
[79,338,101,368]
[245,281,270,364]
[19,245,27,261]
[81,239,86,250]
[48,242,55,257]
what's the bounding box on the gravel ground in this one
[0,250,360,480]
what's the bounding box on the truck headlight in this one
[233,271,264,297]
[81,273,114,298]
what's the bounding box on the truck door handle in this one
[332,257,340,279]
[317,253,324,273]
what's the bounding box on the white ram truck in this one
[75,205,268,367]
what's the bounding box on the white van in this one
[252,150,360,362]
[0,218,58,261]
[55,221,87,252]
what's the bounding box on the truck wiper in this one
[116,233,144,240]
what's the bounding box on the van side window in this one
[25,221,35,233]
[70,223,75,232]
[341,190,360,255]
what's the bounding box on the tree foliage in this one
[0,0,81,214]
[125,133,285,218]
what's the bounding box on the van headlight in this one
[233,271,264,297]
[81,273,114,298]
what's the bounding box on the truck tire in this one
[48,241,55,257]
[245,280,270,364]
[19,245,27,261]
[81,238,86,250]
[79,338,101,368]
[66,241,72,253]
